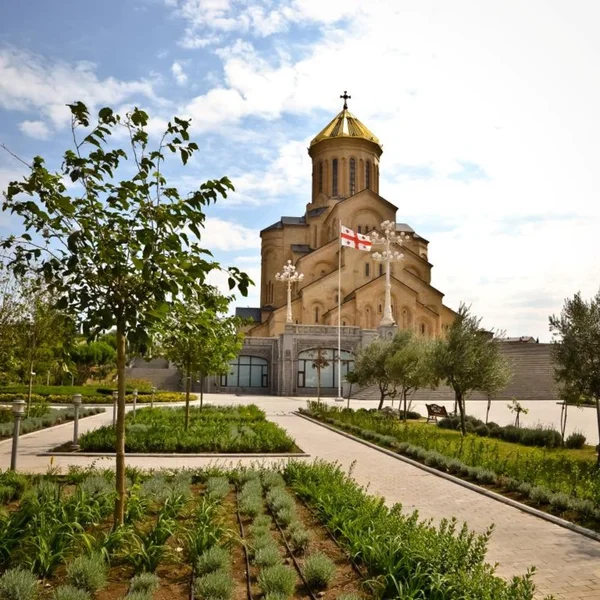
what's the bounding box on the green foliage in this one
[0,407,103,439]
[550,289,600,463]
[205,477,230,502]
[351,339,396,408]
[288,522,310,554]
[66,553,107,593]
[257,564,296,598]
[565,432,586,449]
[286,461,545,599]
[196,546,230,577]
[0,568,38,600]
[303,552,336,590]
[253,544,281,567]
[193,570,234,600]
[128,573,160,596]
[52,586,90,600]
[431,304,511,435]
[78,406,297,453]
[181,498,226,564]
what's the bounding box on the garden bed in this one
[73,405,301,454]
[0,464,551,600]
[0,406,104,441]
[301,404,600,533]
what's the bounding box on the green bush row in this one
[0,392,185,404]
[438,415,586,449]
[307,412,600,529]
[304,405,600,504]
[285,460,550,600]
[0,407,104,439]
[0,384,155,397]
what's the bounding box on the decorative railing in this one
[284,324,362,336]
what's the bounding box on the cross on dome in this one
[340,90,351,109]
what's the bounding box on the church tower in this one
[243,93,456,339]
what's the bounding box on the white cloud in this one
[18,120,51,140]
[201,217,260,250]
[206,263,261,310]
[171,61,188,86]
[0,48,160,129]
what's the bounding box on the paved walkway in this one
[1,395,600,599]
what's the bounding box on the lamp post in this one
[150,386,156,409]
[275,260,304,324]
[112,391,118,426]
[370,221,411,327]
[72,393,82,450]
[26,370,35,418]
[10,398,25,471]
[132,389,138,421]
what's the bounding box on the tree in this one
[353,338,396,409]
[1,102,250,525]
[431,303,510,435]
[157,289,244,428]
[386,330,434,421]
[345,369,359,408]
[309,347,330,404]
[550,289,600,464]
[507,398,528,427]
[479,338,513,424]
[70,339,116,384]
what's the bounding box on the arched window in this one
[315,307,319,323]
[365,263,370,277]
[220,356,268,388]
[349,158,356,195]
[318,161,323,193]
[358,225,362,233]
[332,159,338,196]
[379,263,383,276]
[420,322,427,336]
[297,349,354,388]
[365,161,371,190]
[378,304,382,313]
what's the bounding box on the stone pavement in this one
[1,395,600,599]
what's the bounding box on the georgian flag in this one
[340,225,372,251]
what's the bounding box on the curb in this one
[0,410,108,447]
[294,412,600,545]
[39,451,310,459]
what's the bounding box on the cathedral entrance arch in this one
[296,349,354,390]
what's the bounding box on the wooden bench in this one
[425,403,455,423]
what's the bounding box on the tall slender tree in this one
[353,338,396,409]
[550,289,600,464]
[431,303,510,435]
[1,102,250,524]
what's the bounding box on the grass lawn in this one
[77,405,300,453]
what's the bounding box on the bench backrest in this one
[426,404,448,416]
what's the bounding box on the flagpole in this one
[337,219,343,401]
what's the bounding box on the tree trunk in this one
[378,385,385,410]
[456,391,466,436]
[347,382,353,409]
[114,320,127,527]
[184,362,191,431]
[595,395,600,467]
[560,401,568,444]
[402,389,408,421]
[26,358,34,418]
[485,396,491,424]
[200,373,204,409]
[316,367,321,405]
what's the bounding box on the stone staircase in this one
[126,357,182,391]
[351,343,560,403]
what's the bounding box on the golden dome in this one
[310,108,381,149]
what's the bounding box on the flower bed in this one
[301,404,600,532]
[77,405,299,453]
[0,465,551,600]
[0,407,104,440]
[0,391,185,405]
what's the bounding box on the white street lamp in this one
[26,370,36,419]
[370,220,411,327]
[132,389,138,421]
[112,390,118,426]
[275,260,304,324]
[72,393,82,450]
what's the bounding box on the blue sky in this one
[1,0,599,341]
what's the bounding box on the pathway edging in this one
[40,451,310,458]
[295,411,600,545]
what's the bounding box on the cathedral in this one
[242,96,456,339]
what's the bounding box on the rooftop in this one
[310,108,381,149]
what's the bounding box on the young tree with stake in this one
[1,103,250,525]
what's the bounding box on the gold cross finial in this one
[340,90,351,110]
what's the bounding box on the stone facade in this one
[242,102,456,340]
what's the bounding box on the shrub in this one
[529,486,551,506]
[565,432,586,449]
[549,492,572,512]
[205,477,229,502]
[261,471,286,491]
[129,573,160,595]
[253,545,280,567]
[0,568,38,600]
[337,595,364,600]
[288,523,311,554]
[474,424,489,437]
[257,564,296,597]
[194,570,234,600]
[474,468,496,485]
[303,552,336,590]
[276,507,296,527]
[52,586,90,600]
[66,554,107,593]
[239,494,263,517]
[196,546,230,577]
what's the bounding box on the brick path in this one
[1,396,600,598]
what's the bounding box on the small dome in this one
[310,108,381,149]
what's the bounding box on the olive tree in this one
[353,338,396,409]
[550,289,600,464]
[431,303,510,435]
[1,102,250,524]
